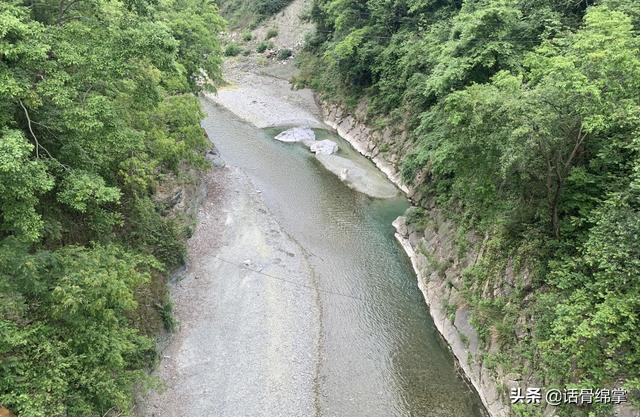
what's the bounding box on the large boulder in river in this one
[310,140,338,155]
[274,127,315,144]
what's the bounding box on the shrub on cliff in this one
[225,42,243,56]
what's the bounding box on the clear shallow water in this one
[201,99,487,417]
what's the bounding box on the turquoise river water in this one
[200,98,487,417]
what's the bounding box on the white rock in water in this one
[274,127,316,143]
[310,140,338,155]
[315,154,399,199]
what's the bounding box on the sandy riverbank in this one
[204,59,323,129]
[137,166,322,417]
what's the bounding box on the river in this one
[199,98,487,417]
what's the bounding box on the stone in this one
[274,127,315,143]
[205,148,225,167]
[167,190,183,208]
[309,139,338,155]
[394,216,408,237]
[315,154,398,199]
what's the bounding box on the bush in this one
[256,41,270,53]
[265,27,278,39]
[277,48,292,60]
[255,0,291,16]
[224,42,242,56]
[242,31,252,41]
[0,244,158,416]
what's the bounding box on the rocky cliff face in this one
[393,214,515,417]
[321,101,516,417]
[321,100,640,417]
[321,103,412,195]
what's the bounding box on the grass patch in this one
[277,48,292,60]
[224,43,242,56]
[256,40,271,53]
[265,27,278,39]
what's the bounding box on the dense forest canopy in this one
[2,0,640,415]
[298,0,640,415]
[0,0,223,415]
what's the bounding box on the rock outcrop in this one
[393,215,512,417]
[321,103,412,196]
[315,154,398,199]
[274,127,316,144]
[205,147,226,168]
[321,100,515,417]
[320,97,640,417]
[309,139,338,155]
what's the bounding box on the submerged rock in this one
[274,127,316,143]
[310,139,338,155]
[315,154,398,199]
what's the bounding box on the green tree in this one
[0,0,223,414]
[0,130,53,241]
[304,1,640,415]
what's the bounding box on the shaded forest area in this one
[0,0,223,415]
[297,0,640,415]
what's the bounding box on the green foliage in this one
[512,403,545,417]
[540,190,640,389]
[0,130,53,242]
[265,27,279,39]
[0,0,222,414]
[256,40,271,52]
[242,30,253,41]
[163,0,224,91]
[58,171,121,213]
[277,48,293,60]
[305,0,640,414]
[224,42,242,56]
[0,243,158,417]
[216,0,293,28]
[159,298,177,332]
[255,0,291,15]
[404,206,428,229]
[126,197,188,268]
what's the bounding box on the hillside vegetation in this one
[0,0,223,415]
[216,0,295,27]
[298,0,640,415]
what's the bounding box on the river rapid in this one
[198,98,487,417]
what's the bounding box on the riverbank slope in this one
[321,103,513,417]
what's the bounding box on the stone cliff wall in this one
[320,101,516,417]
